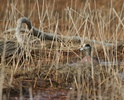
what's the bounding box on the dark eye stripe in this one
[85,44,91,47]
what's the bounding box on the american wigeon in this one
[80,44,99,67]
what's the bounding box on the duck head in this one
[80,44,92,56]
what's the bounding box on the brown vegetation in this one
[0,0,124,99]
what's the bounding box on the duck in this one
[80,44,99,67]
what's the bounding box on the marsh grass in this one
[0,0,124,99]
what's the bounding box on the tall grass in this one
[0,0,124,99]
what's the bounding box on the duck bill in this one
[80,48,84,51]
